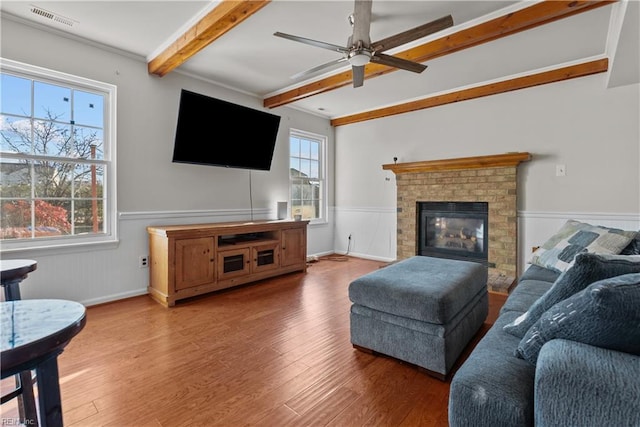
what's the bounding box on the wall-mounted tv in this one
[172,89,281,171]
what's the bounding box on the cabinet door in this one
[252,242,280,273]
[175,238,215,290]
[281,227,306,267]
[217,247,251,280]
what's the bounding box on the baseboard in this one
[81,288,148,307]
[334,251,396,263]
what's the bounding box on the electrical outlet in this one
[139,255,149,268]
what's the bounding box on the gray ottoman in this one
[349,256,488,379]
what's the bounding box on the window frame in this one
[0,58,118,253]
[289,128,327,225]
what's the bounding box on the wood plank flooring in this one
[1,256,506,426]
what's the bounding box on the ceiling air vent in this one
[30,5,75,27]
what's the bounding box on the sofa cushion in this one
[500,278,554,316]
[503,253,640,338]
[516,273,640,365]
[529,220,637,273]
[449,311,537,427]
[534,339,640,427]
[500,265,559,315]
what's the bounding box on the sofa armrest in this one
[534,339,640,427]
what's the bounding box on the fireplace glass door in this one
[418,201,488,265]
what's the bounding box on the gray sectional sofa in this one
[448,250,640,427]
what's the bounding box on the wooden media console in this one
[147,219,308,307]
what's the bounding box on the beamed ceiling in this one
[2,1,638,125]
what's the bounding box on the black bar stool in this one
[1,299,86,427]
[1,259,39,425]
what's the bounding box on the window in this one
[289,129,326,224]
[0,59,117,251]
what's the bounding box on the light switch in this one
[556,164,566,176]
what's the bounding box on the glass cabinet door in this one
[252,242,280,273]
[217,248,250,280]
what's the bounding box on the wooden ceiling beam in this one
[330,58,608,127]
[263,0,615,109]
[148,0,270,77]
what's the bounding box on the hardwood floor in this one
[1,256,506,426]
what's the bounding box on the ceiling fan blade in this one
[371,14,453,52]
[370,53,427,73]
[351,0,372,46]
[352,65,365,88]
[274,32,349,54]
[290,57,349,80]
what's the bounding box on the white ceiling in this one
[1,1,638,119]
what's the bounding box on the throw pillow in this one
[515,272,640,365]
[503,253,640,338]
[529,220,637,273]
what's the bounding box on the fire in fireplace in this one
[417,201,489,266]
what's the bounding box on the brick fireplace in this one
[383,152,531,292]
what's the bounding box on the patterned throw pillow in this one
[503,253,640,338]
[515,272,640,365]
[529,220,638,273]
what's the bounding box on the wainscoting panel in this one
[333,207,397,262]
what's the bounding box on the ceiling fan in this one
[274,0,453,88]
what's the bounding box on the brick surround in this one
[384,153,531,283]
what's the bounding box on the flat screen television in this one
[172,89,281,170]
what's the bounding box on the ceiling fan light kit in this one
[274,0,453,88]
[348,50,371,67]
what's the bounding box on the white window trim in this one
[0,58,118,253]
[289,128,327,226]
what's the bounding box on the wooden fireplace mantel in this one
[382,152,531,174]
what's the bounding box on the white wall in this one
[334,74,640,270]
[1,17,335,304]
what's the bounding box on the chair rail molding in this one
[118,208,272,221]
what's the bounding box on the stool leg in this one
[35,356,63,427]
[17,370,39,426]
[2,278,23,301]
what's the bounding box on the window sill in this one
[0,238,120,257]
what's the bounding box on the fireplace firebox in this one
[417,201,489,266]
